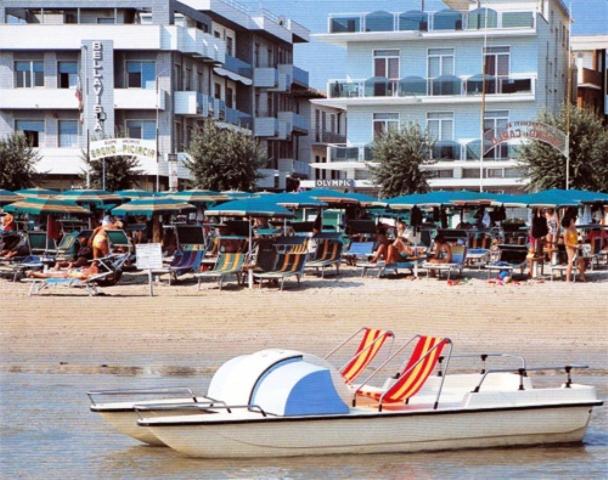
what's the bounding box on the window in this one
[127,61,156,89]
[15,120,44,147]
[214,31,221,38]
[315,109,321,141]
[373,113,399,139]
[484,46,510,77]
[58,62,78,88]
[174,64,181,91]
[58,120,78,147]
[374,49,399,95]
[427,112,453,140]
[428,48,454,78]
[330,114,336,133]
[226,87,234,108]
[267,47,273,67]
[484,110,509,159]
[226,37,234,56]
[185,66,192,90]
[15,61,44,88]
[126,120,156,140]
[175,121,183,151]
[254,43,260,68]
[97,17,115,24]
[214,82,222,100]
[197,71,203,93]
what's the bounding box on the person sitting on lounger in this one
[382,220,416,265]
[52,235,93,270]
[27,261,99,280]
[0,214,16,234]
[369,224,390,262]
[0,233,28,260]
[427,234,453,277]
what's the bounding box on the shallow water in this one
[0,372,606,480]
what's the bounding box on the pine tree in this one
[518,105,608,192]
[185,121,265,191]
[0,133,40,190]
[370,123,432,197]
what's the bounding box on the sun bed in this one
[305,239,342,278]
[485,244,528,279]
[27,253,129,296]
[342,241,375,268]
[153,244,205,284]
[324,327,395,385]
[422,244,467,280]
[354,334,452,411]
[195,252,246,290]
[106,229,132,254]
[253,253,307,291]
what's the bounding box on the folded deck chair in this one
[422,244,467,280]
[154,244,205,284]
[325,327,395,385]
[354,335,452,411]
[306,239,342,278]
[253,253,307,291]
[195,252,246,290]
[28,253,129,296]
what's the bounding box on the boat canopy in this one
[207,349,351,416]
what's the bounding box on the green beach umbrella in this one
[57,189,122,205]
[301,188,362,206]
[3,197,90,216]
[15,187,59,198]
[222,190,255,199]
[116,189,151,199]
[205,197,295,218]
[111,196,196,218]
[0,189,23,206]
[170,189,229,205]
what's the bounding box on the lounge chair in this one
[354,334,452,411]
[253,253,307,291]
[195,252,246,290]
[154,244,205,284]
[485,244,528,279]
[422,244,467,280]
[324,327,395,385]
[106,229,132,254]
[342,241,375,266]
[28,253,129,296]
[28,231,56,256]
[306,239,342,278]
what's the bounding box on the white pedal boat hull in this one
[143,401,597,458]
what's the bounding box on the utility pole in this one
[565,1,573,190]
[478,1,488,192]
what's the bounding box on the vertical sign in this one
[91,41,106,134]
[82,39,114,140]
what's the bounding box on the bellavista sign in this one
[483,121,568,156]
[90,138,157,161]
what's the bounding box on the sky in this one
[239,0,608,90]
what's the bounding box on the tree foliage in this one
[185,121,265,191]
[370,123,432,197]
[81,150,143,191]
[0,133,40,190]
[517,105,608,192]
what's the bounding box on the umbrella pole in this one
[248,217,253,289]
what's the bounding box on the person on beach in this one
[427,233,452,277]
[0,214,16,234]
[27,260,99,280]
[563,216,586,282]
[544,208,559,252]
[375,220,415,265]
[52,235,92,270]
[369,224,390,262]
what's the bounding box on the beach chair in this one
[342,241,375,268]
[54,231,80,262]
[28,231,56,255]
[422,244,467,280]
[28,253,129,296]
[485,245,528,279]
[154,244,205,284]
[325,327,395,385]
[354,334,452,411]
[253,253,307,291]
[306,239,342,278]
[106,229,132,254]
[195,252,246,290]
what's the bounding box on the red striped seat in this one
[341,328,394,384]
[356,335,450,410]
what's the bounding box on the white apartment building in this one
[313,0,571,193]
[0,0,312,190]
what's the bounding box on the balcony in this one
[254,67,290,91]
[254,117,290,139]
[326,75,535,102]
[278,111,308,133]
[313,131,347,144]
[326,8,535,34]
[174,92,215,117]
[278,158,310,177]
[164,26,226,63]
[222,55,253,78]
[114,89,165,110]
[578,67,603,89]
[221,107,253,131]
[292,66,310,88]
[0,88,78,109]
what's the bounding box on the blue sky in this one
[239,0,608,90]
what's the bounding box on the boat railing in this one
[87,387,198,406]
[472,365,589,393]
[436,352,526,376]
[134,402,271,419]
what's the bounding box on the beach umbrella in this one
[3,196,90,216]
[57,189,122,205]
[0,189,23,206]
[222,190,255,199]
[300,188,361,206]
[169,189,229,204]
[387,191,497,210]
[206,197,295,218]
[111,196,196,218]
[15,187,59,197]
[115,189,151,199]
[271,192,328,209]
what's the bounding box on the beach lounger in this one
[253,253,307,291]
[342,241,375,266]
[354,334,452,411]
[28,253,129,296]
[106,229,132,254]
[485,245,528,279]
[54,231,80,261]
[28,231,56,256]
[195,253,246,290]
[306,239,342,278]
[154,244,205,284]
[325,327,395,385]
[422,244,467,280]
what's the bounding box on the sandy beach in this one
[1,267,607,373]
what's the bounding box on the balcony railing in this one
[224,107,253,130]
[328,75,534,99]
[327,8,535,34]
[223,55,253,78]
[314,131,347,144]
[292,66,309,87]
[579,67,603,88]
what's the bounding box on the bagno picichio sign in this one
[483,121,568,156]
[90,138,157,161]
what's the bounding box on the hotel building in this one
[313,0,571,193]
[0,0,311,190]
[572,35,608,123]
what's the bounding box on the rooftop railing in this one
[327,8,535,34]
[327,75,535,99]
